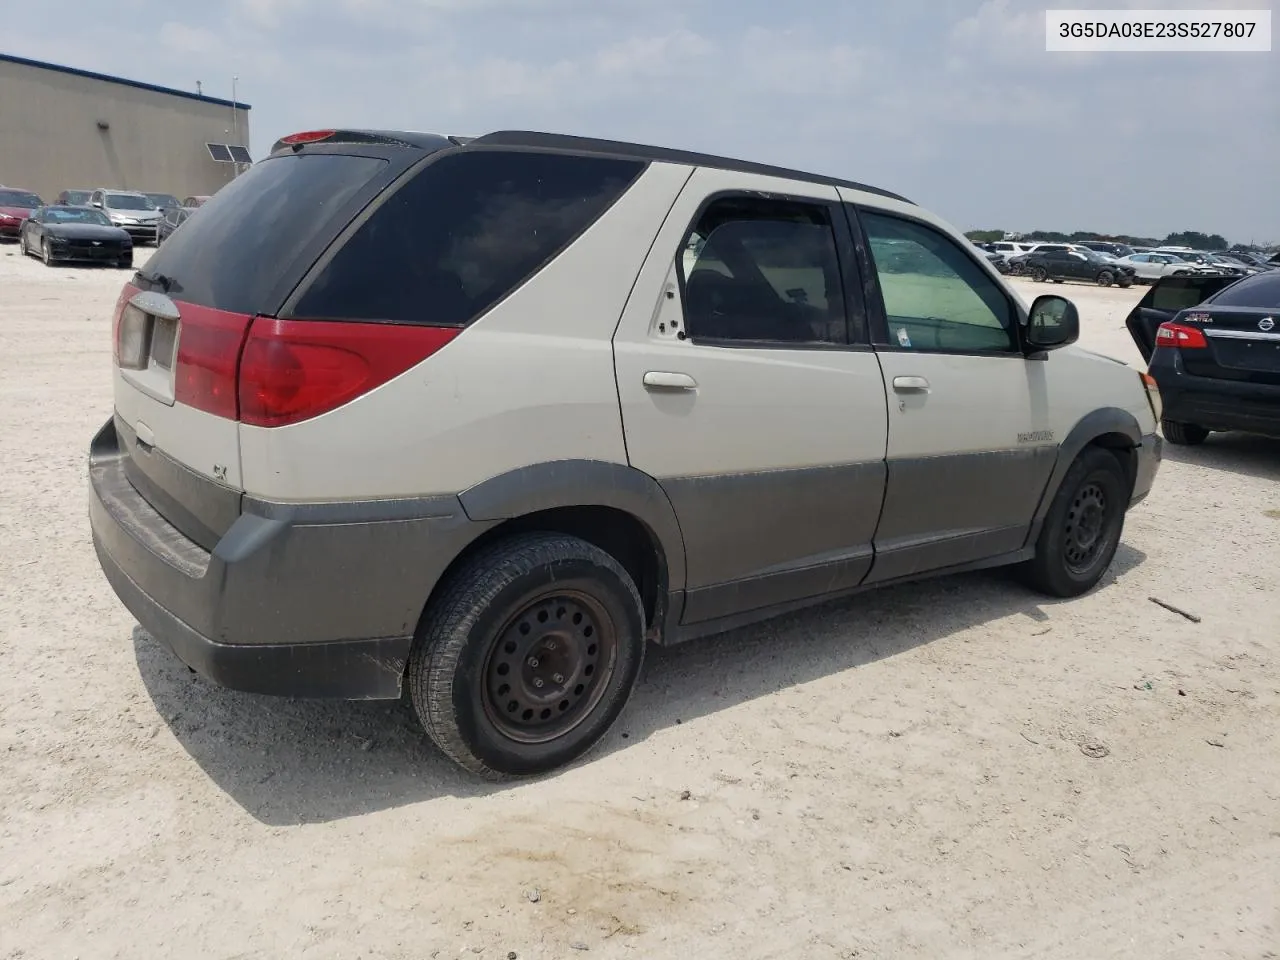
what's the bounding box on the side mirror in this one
[1026,295,1079,351]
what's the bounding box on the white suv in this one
[89,129,1164,778]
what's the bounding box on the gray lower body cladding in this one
[89,417,493,699]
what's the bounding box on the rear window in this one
[1149,280,1220,312]
[142,153,388,314]
[1209,273,1280,309]
[289,150,645,327]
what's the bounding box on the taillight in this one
[279,129,336,145]
[237,319,460,427]
[111,284,138,365]
[1140,371,1163,422]
[1155,322,1208,349]
[173,305,254,419]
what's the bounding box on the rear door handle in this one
[892,375,930,393]
[643,371,697,391]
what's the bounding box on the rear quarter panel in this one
[238,162,692,501]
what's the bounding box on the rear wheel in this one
[1162,419,1209,446]
[1031,265,1048,282]
[407,533,646,779]
[1020,447,1127,598]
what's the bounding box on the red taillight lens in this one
[279,129,336,145]
[237,319,460,427]
[1155,322,1208,349]
[173,305,254,419]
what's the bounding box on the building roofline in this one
[0,52,251,110]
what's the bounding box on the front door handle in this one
[892,375,930,393]
[643,371,698,391]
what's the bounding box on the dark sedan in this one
[1126,273,1280,444]
[156,203,196,244]
[0,188,43,239]
[19,206,133,268]
[1023,247,1135,287]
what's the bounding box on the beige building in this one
[0,53,251,205]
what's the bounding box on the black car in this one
[19,205,133,268]
[156,203,195,244]
[1126,273,1280,444]
[143,192,181,214]
[1023,248,1135,287]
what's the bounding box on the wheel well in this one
[1087,432,1137,493]
[431,506,667,633]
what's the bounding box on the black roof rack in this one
[468,130,912,204]
[265,127,911,204]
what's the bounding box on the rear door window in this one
[288,150,645,326]
[141,153,390,315]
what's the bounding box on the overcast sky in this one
[8,0,1278,241]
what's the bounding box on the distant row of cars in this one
[0,185,209,267]
[977,239,1277,288]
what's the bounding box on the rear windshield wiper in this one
[136,269,173,292]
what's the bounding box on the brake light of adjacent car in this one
[1139,371,1163,422]
[237,319,461,427]
[1154,322,1208,349]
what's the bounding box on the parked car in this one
[1078,240,1136,258]
[142,192,181,213]
[1118,252,1219,282]
[985,240,1035,258]
[56,189,95,206]
[982,250,1011,274]
[89,189,162,243]
[0,187,44,239]
[1023,247,1136,287]
[89,127,1163,779]
[1225,252,1277,270]
[182,195,211,208]
[156,203,196,244]
[18,205,133,268]
[1126,272,1280,444]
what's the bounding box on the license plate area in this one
[118,299,180,404]
[1207,334,1280,375]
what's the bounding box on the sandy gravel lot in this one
[1,244,1277,960]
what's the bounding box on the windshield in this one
[106,194,156,211]
[142,152,390,314]
[144,193,180,208]
[1210,273,1280,308]
[46,207,113,226]
[0,189,42,208]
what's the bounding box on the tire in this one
[1172,270,1189,277]
[1118,275,1133,288]
[1162,419,1209,446]
[18,231,27,256]
[1096,270,1114,287]
[1052,278,1064,284]
[407,532,646,779]
[41,238,53,266]
[117,255,133,270]
[1031,266,1048,282]
[1020,447,1128,598]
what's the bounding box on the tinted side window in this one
[861,211,1016,353]
[678,197,848,345]
[292,150,645,327]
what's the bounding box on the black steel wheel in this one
[1096,270,1115,287]
[1031,265,1048,282]
[408,533,645,779]
[1019,446,1127,597]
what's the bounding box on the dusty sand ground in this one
[1,244,1277,960]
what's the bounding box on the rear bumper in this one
[1130,432,1162,506]
[88,417,490,699]
[1150,357,1280,439]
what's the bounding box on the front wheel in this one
[1162,419,1209,445]
[41,238,53,266]
[1019,447,1127,598]
[1118,275,1133,288]
[408,533,646,779]
[1096,270,1114,287]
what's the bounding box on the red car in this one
[0,188,44,239]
